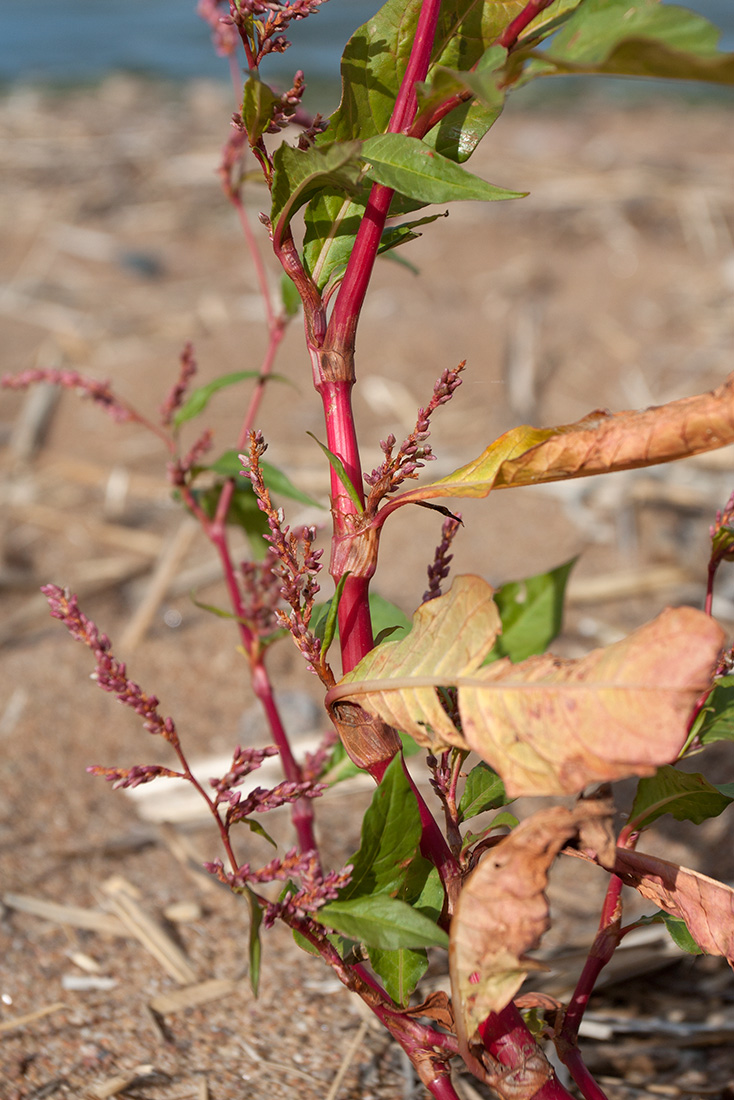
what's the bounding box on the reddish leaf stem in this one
[495,0,557,50]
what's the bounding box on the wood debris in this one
[88,1064,162,1099]
[100,876,198,985]
[148,977,241,1016]
[0,1001,65,1035]
[3,892,127,937]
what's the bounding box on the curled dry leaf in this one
[449,804,606,1040]
[331,575,724,797]
[611,848,734,964]
[388,373,734,507]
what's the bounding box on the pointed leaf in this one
[311,592,412,648]
[306,432,364,512]
[320,572,350,659]
[316,895,448,950]
[449,805,596,1036]
[174,371,285,427]
[612,848,734,962]
[242,75,280,146]
[360,133,523,205]
[245,886,263,996]
[326,0,520,146]
[487,558,577,664]
[458,762,508,822]
[205,451,324,509]
[629,765,734,831]
[367,867,443,1006]
[340,755,427,902]
[390,375,734,508]
[661,914,704,955]
[270,141,362,245]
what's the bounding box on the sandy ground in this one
[1,76,734,1099]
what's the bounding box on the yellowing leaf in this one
[393,425,553,505]
[388,374,734,509]
[336,575,501,750]
[330,577,724,797]
[461,608,724,796]
[449,805,601,1038]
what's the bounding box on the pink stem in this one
[706,557,718,616]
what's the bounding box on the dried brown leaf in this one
[390,375,734,507]
[612,848,734,963]
[449,805,603,1039]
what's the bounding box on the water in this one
[0,0,732,93]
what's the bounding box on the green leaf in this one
[321,572,350,660]
[366,868,443,1004]
[360,134,524,206]
[315,895,448,950]
[239,817,277,848]
[368,945,428,1006]
[292,928,321,957]
[174,371,267,428]
[696,675,734,745]
[270,141,363,245]
[326,0,528,147]
[302,189,369,292]
[280,273,302,318]
[629,765,734,831]
[486,558,577,664]
[242,75,280,146]
[340,755,428,901]
[531,0,734,86]
[204,451,324,509]
[462,811,519,851]
[311,592,412,647]
[245,886,263,995]
[306,432,364,512]
[662,913,704,955]
[458,762,508,821]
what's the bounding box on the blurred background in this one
[2,5,734,1099]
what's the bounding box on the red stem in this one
[325,0,443,360]
[479,1005,576,1099]
[495,0,556,50]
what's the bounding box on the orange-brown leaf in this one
[449,805,602,1038]
[612,848,734,963]
[390,375,734,506]
[495,375,734,488]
